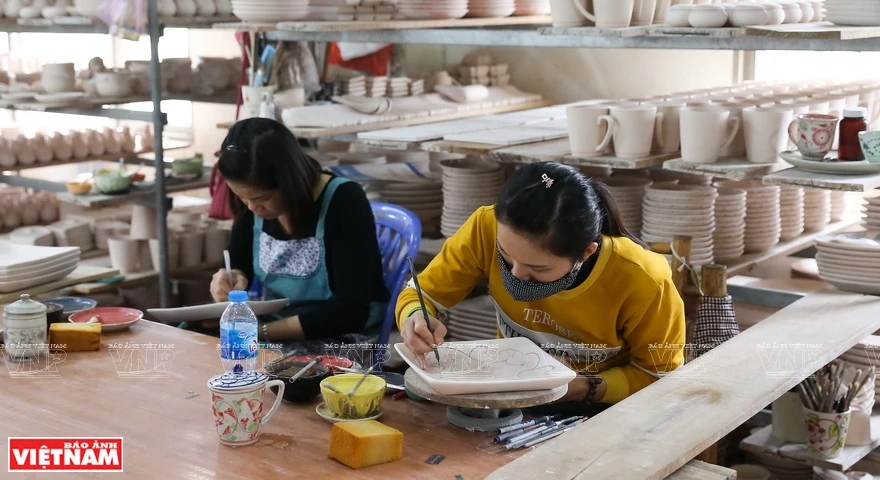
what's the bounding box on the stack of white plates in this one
[804,188,831,232]
[468,0,516,17]
[231,0,309,22]
[386,77,412,98]
[649,169,712,186]
[746,450,814,480]
[717,180,781,253]
[713,188,746,262]
[376,180,443,237]
[0,243,80,293]
[830,191,849,222]
[815,232,880,295]
[861,196,880,230]
[366,77,388,98]
[838,335,880,397]
[605,176,650,238]
[445,295,498,342]
[398,0,468,19]
[440,158,504,238]
[824,0,880,26]
[344,76,366,96]
[779,186,805,241]
[641,184,717,266]
[513,0,550,15]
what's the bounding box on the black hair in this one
[494,162,644,261]
[218,118,322,239]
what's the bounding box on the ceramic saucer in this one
[780,150,880,175]
[315,403,384,424]
[68,307,142,332]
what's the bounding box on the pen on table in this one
[497,416,555,435]
[505,416,582,449]
[494,416,557,443]
[520,418,588,449]
[223,250,234,288]
[494,423,547,444]
[406,257,440,366]
[503,418,567,446]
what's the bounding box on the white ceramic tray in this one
[0,244,80,271]
[146,298,290,324]
[394,337,576,395]
[780,150,880,175]
[0,263,77,293]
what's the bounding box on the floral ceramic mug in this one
[788,113,839,160]
[802,406,851,458]
[207,371,286,446]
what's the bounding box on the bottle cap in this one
[843,107,868,118]
[228,290,247,303]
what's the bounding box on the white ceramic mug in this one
[208,371,286,447]
[550,0,591,26]
[650,101,684,153]
[632,0,657,25]
[679,106,740,164]
[566,105,613,157]
[601,104,662,158]
[742,106,793,164]
[571,0,634,27]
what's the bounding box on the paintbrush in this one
[286,357,322,384]
[348,365,375,398]
[406,257,440,366]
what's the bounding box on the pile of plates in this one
[0,243,80,293]
[440,158,504,238]
[717,180,781,254]
[839,336,880,398]
[605,176,650,238]
[514,0,550,15]
[804,188,831,232]
[713,188,746,262]
[815,232,880,295]
[376,178,443,237]
[366,77,388,98]
[641,184,717,266]
[231,0,309,22]
[397,0,468,19]
[825,0,880,26]
[861,195,880,230]
[343,76,366,96]
[386,77,413,98]
[445,295,498,342]
[830,191,849,222]
[779,187,805,241]
[468,0,516,17]
[746,451,813,480]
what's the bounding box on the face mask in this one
[496,248,584,302]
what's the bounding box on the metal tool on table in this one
[406,257,440,366]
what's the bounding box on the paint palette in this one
[394,337,576,395]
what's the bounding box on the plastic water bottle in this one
[219,290,259,372]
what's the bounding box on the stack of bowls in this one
[41,63,75,93]
[830,191,849,222]
[815,232,880,295]
[376,179,443,237]
[440,159,504,238]
[713,188,747,263]
[779,187,805,241]
[718,180,781,253]
[605,176,651,238]
[861,196,880,231]
[513,0,550,15]
[641,184,717,266]
[804,188,831,232]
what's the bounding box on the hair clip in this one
[225,144,247,153]
[541,173,554,189]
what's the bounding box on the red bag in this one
[208,155,232,220]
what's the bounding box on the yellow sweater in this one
[396,206,685,404]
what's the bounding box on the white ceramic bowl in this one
[93,71,133,98]
[730,4,769,26]
[689,5,729,27]
[667,4,693,26]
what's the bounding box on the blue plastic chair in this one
[371,202,422,369]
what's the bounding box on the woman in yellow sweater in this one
[396,162,685,412]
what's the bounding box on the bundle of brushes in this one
[797,359,874,414]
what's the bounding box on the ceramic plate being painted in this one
[146,299,290,325]
[394,337,576,395]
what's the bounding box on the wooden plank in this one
[357,138,422,151]
[723,219,859,276]
[0,265,118,304]
[487,288,880,480]
[644,26,747,38]
[71,261,222,295]
[420,139,509,157]
[741,416,880,472]
[278,15,552,32]
[665,461,735,480]
[56,168,212,208]
[745,22,880,41]
[663,158,786,181]
[563,152,677,170]
[762,168,880,192]
[538,25,650,37]
[490,138,572,163]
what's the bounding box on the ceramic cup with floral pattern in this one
[788,113,839,160]
[207,371,285,446]
[802,406,851,458]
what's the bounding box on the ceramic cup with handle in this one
[787,113,838,160]
[600,104,662,158]
[571,0,634,27]
[679,106,740,164]
[550,0,591,26]
[650,100,685,153]
[566,104,613,157]
[207,371,286,446]
[742,106,793,164]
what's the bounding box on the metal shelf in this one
[2,104,167,123]
[0,16,237,34]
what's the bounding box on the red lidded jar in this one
[838,106,869,161]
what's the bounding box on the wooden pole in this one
[700,265,728,298]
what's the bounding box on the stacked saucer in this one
[514,0,550,15]
[467,0,516,17]
[779,187,805,241]
[445,295,498,342]
[0,243,80,293]
[386,77,412,98]
[804,188,831,232]
[717,180,780,253]
[366,77,388,98]
[231,0,309,21]
[641,184,717,266]
[830,191,849,222]
[861,196,880,231]
[344,76,366,96]
[815,232,880,295]
[376,179,443,237]
[713,188,746,262]
[440,158,504,238]
[398,0,468,19]
[605,176,650,238]
[839,336,880,398]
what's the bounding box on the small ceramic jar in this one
[3,294,48,362]
[796,0,813,22]
[729,4,769,25]
[778,0,802,23]
[761,2,785,25]
[689,5,728,28]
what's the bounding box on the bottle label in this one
[220,322,258,360]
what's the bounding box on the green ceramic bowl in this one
[859,131,880,163]
[172,155,204,177]
[93,171,132,194]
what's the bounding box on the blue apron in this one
[252,177,384,335]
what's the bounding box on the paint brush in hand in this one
[407,257,440,366]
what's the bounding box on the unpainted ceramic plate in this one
[780,150,880,175]
[146,298,289,325]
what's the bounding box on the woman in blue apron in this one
[206,118,388,362]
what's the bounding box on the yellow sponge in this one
[49,323,101,352]
[328,420,403,469]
